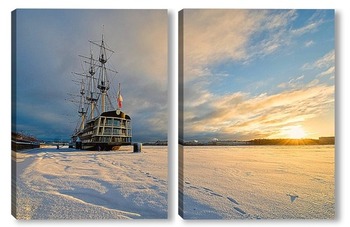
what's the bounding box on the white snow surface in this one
[180,145,335,219]
[12,146,167,219]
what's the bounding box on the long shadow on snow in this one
[59,176,167,219]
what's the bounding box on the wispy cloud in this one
[305,40,314,47]
[183,9,324,83]
[278,75,305,89]
[262,9,297,30]
[291,21,321,36]
[302,50,335,70]
[302,49,335,80]
[314,50,335,68]
[183,9,261,81]
[246,10,298,59]
[317,66,335,78]
[184,83,334,141]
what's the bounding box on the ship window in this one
[106,118,112,126]
[104,128,112,135]
[113,129,118,135]
[114,119,120,127]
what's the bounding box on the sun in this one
[284,125,307,139]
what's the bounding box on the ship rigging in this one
[70,32,132,150]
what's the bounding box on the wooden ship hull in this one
[72,110,132,150]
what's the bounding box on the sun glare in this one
[284,125,307,139]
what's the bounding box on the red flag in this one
[117,93,123,109]
[117,83,123,109]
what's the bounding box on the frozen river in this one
[12,146,168,219]
[179,145,335,219]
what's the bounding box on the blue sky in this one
[13,9,168,142]
[182,9,335,141]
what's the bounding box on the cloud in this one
[14,9,168,142]
[182,9,261,81]
[314,50,335,68]
[182,9,310,83]
[183,82,334,141]
[291,21,320,36]
[262,9,297,30]
[305,40,314,47]
[302,49,335,80]
[317,66,335,78]
[245,10,298,58]
[278,75,305,89]
[302,50,335,70]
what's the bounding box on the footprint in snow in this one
[234,207,246,215]
[210,192,223,198]
[227,196,239,205]
[287,194,299,203]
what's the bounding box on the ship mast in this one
[99,34,108,112]
[90,30,116,113]
[86,52,98,119]
[78,79,86,130]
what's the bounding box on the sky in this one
[12,9,168,142]
[181,9,335,142]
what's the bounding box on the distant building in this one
[216,140,252,146]
[319,137,335,145]
[183,140,253,146]
[155,140,168,146]
[144,140,168,146]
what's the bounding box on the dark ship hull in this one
[72,110,132,151]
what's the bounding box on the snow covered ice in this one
[12,146,167,219]
[179,145,335,219]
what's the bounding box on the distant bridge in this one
[39,142,70,149]
[12,140,70,151]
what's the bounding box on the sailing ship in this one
[70,33,132,150]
